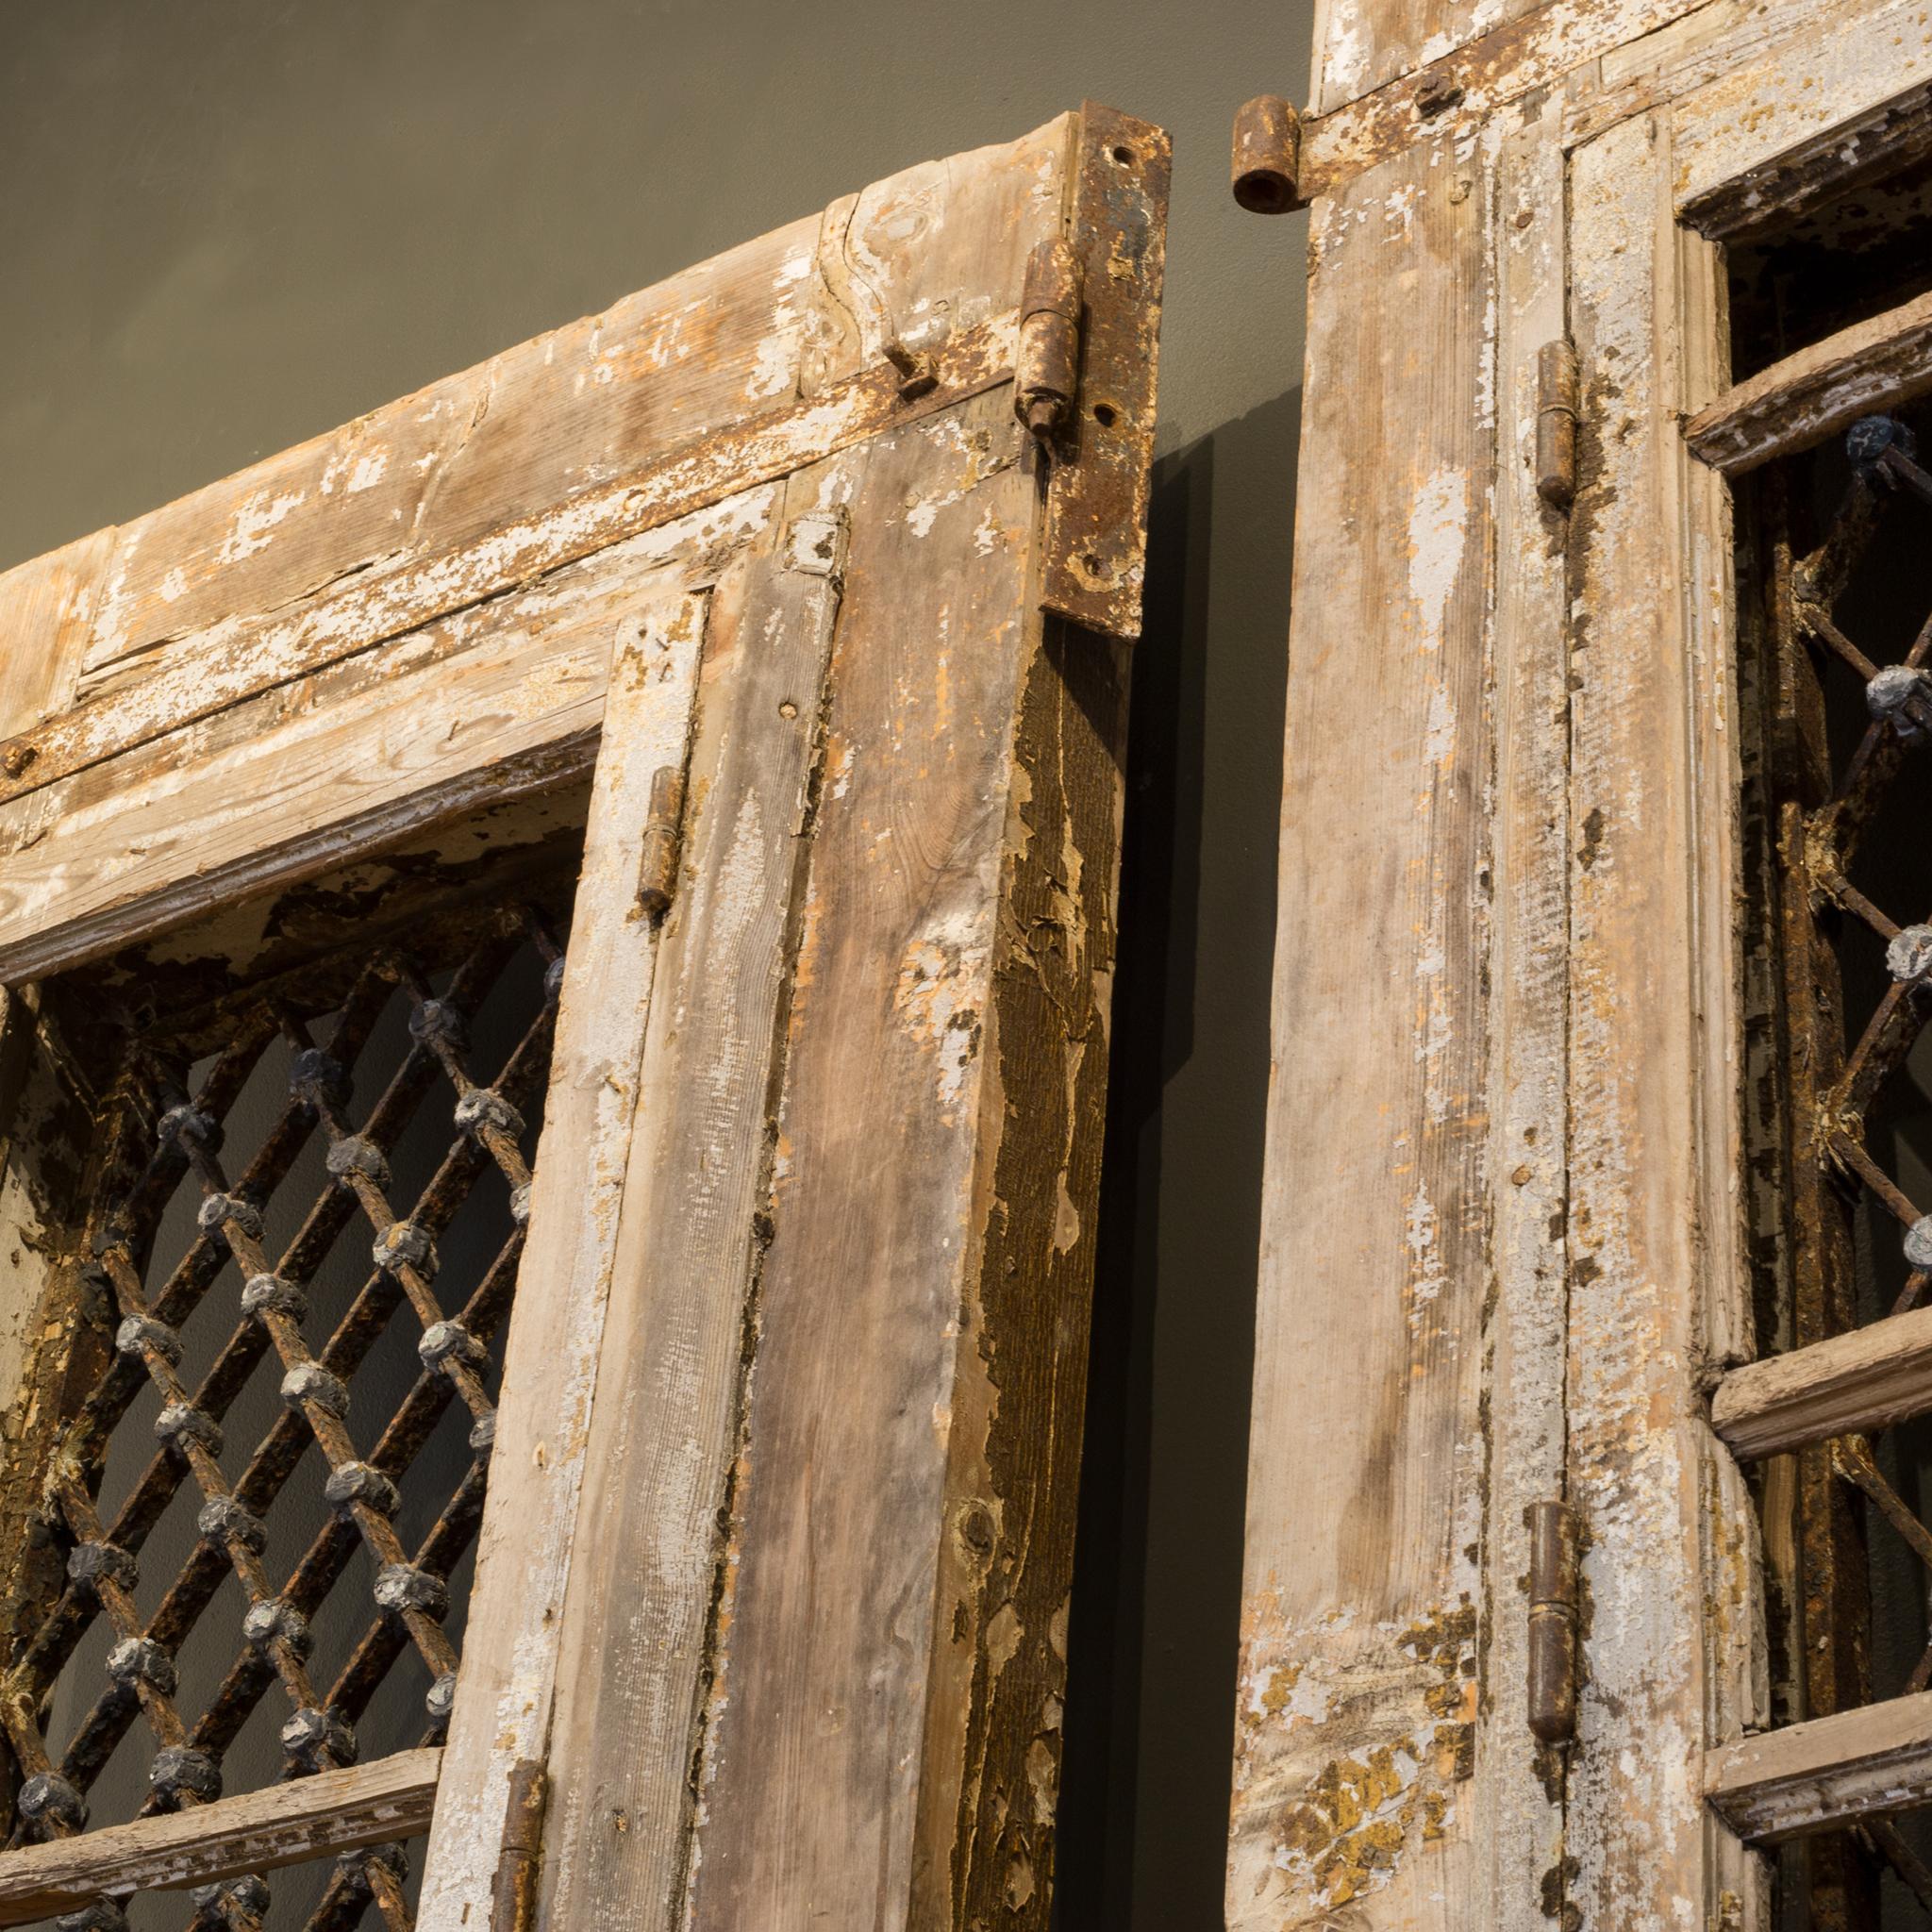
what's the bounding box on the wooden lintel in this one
[1683,287,1932,475]
[1712,1304,1932,1459]
[1706,1695,1932,1842]
[0,313,1015,818]
[0,1748,440,1925]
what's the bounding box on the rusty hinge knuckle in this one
[1536,338,1581,510]
[637,763,687,918]
[1014,237,1083,442]
[1230,95,1305,214]
[1526,1498,1579,1744]
[489,1757,548,1932]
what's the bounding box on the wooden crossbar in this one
[1684,286,1932,475]
[1711,1305,1932,1459]
[1707,1695,1932,1843]
[0,1748,440,1925]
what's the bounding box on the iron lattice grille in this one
[1,909,565,1932]
[1763,408,1932,1918]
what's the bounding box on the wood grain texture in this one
[1668,0,1932,212]
[415,588,708,1932]
[536,496,848,1932]
[1685,287,1932,475]
[1298,0,1708,202]
[1561,105,1765,1931]
[0,531,112,745]
[675,385,1063,1929]
[1228,132,1494,1931]
[1475,95,1574,1930]
[0,488,779,986]
[0,117,1074,817]
[1714,1306,1932,1460]
[0,1749,440,1924]
[1706,1692,1932,1842]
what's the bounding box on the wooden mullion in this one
[1707,1692,1932,1844]
[0,1748,439,1925]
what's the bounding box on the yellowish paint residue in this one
[1229,1593,1476,1924]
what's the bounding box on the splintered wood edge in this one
[1683,286,1932,475]
[1711,1303,1932,1459]
[0,1748,441,1924]
[1706,1696,1932,1842]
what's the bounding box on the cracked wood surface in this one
[532,490,849,1932]
[1706,1692,1932,1843]
[1230,129,1496,1932]
[1685,286,1932,475]
[0,1749,441,1924]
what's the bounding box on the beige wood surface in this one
[533,495,848,1932]
[1685,287,1932,475]
[1706,1694,1932,1842]
[1715,1307,1932,1460]
[1476,92,1574,1929]
[1559,103,1765,1931]
[0,488,779,984]
[414,585,708,1932]
[676,384,1061,1927]
[1228,127,1495,1931]
[0,1749,440,1924]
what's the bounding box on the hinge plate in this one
[1040,100,1172,642]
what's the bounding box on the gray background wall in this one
[0,7,1312,1924]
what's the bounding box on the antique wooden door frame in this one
[1233,2,1932,1926]
[0,103,1167,1932]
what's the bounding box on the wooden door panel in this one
[0,105,1165,1932]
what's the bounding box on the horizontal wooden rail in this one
[1710,1305,1932,1459]
[0,1747,440,1925]
[1685,287,1932,475]
[1707,1694,1932,1843]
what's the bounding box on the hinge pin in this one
[490,1757,548,1932]
[1014,238,1083,441]
[1527,1498,1580,1743]
[637,764,687,918]
[1230,95,1305,214]
[1536,339,1581,510]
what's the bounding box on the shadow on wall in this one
[1058,385,1301,1930]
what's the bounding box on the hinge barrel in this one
[1527,1498,1579,1743]
[1536,339,1581,510]
[637,764,687,918]
[1014,237,1082,441]
[489,1757,548,1932]
[1230,95,1305,214]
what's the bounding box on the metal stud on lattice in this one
[0,908,565,1932]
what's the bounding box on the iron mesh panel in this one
[1757,408,1932,1921]
[0,907,565,1932]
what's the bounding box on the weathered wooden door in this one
[1233,5,1932,1926]
[0,104,1166,1932]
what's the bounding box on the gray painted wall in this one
[0,6,1312,1924]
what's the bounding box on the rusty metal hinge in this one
[490,1757,548,1932]
[1536,339,1581,511]
[1015,238,1083,443]
[1527,1499,1580,1744]
[1230,95,1307,214]
[637,764,687,918]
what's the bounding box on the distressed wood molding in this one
[1706,1696,1932,1842]
[1713,1306,1932,1459]
[1684,287,1932,474]
[0,1749,440,1924]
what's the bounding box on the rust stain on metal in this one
[1230,95,1307,214]
[1039,102,1171,641]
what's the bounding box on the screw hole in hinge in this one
[1092,402,1120,428]
[1109,144,1136,167]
